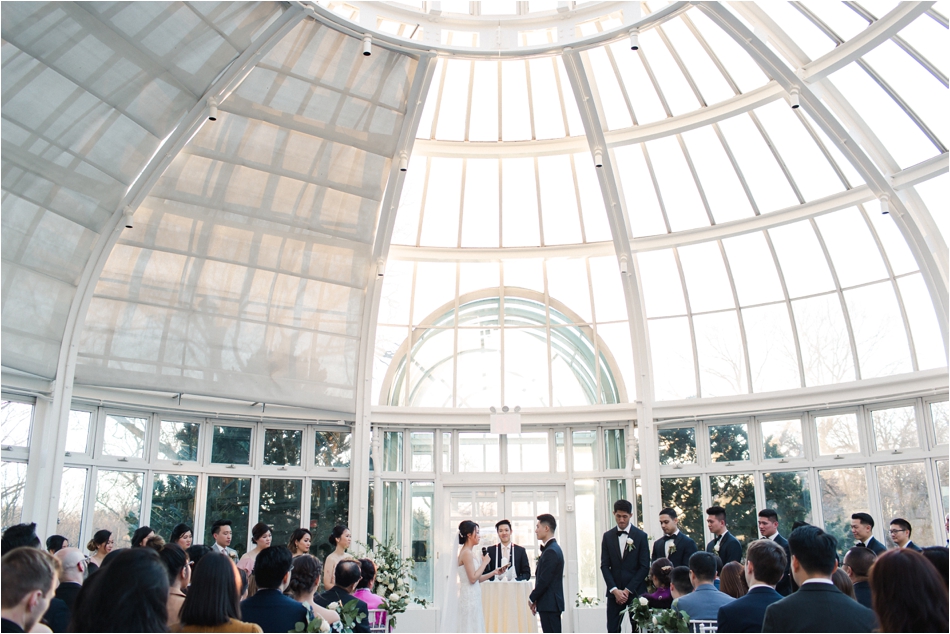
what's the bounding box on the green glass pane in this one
[411,482,434,602]
[205,476,251,556]
[384,431,404,472]
[151,473,197,540]
[260,478,302,547]
[763,471,812,535]
[709,424,750,462]
[604,429,625,470]
[311,480,350,560]
[710,473,757,556]
[211,426,252,465]
[264,429,302,466]
[159,421,199,461]
[315,431,352,468]
[658,428,696,465]
[661,476,704,550]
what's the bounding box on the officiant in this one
[485,519,532,581]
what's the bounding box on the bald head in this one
[54,547,86,584]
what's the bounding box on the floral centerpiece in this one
[356,534,430,628]
[619,598,691,633]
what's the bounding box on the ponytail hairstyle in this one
[87,529,112,553]
[328,525,349,547]
[458,520,478,545]
[158,543,189,585]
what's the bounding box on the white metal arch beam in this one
[25,5,309,538]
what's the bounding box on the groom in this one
[529,514,564,633]
[601,499,650,633]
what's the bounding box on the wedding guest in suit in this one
[758,509,792,595]
[210,519,239,563]
[652,508,698,567]
[600,500,650,633]
[673,551,734,620]
[670,566,693,599]
[1,547,59,634]
[761,525,875,632]
[850,513,886,555]
[706,506,742,565]
[158,543,190,629]
[888,518,922,552]
[530,514,564,634]
[842,546,876,609]
[315,559,370,633]
[240,546,308,633]
[179,553,262,633]
[720,562,748,599]
[40,548,84,632]
[485,519,532,580]
[870,548,948,632]
[641,558,674,609]
[170,524,194,550]
[717,539,785,633]
[921,546,948,585]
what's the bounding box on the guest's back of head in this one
[180,553,242,627]
[356,558,376,590]
[746,539,786,586]
[870,548,948,633]
[832,568,855,599]
[70,547,169,632]
[0,547,60,632]
[843,546,877,581]
[254,545,293,590]
[788,525,837,577]
[670,566,693,597]
[46,535,68,553]
[286,555,322,598]
[186,544,213,567]
[921,546,948,586]
[1,522,40,555]
[687,551,717,584]
[334,558,362,590]
[158,543,188,585]
[650,558,673,589]
[720,561,748,598]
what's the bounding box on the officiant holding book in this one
[484,519,532,581]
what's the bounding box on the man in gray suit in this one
[673,551,734,620]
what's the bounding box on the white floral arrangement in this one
[356,534,430,628]
[625,537,636,553]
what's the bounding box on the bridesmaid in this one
[322,525,351,590]
[237,523,272,575]
[288,528,312,556]
[85,530,113,573]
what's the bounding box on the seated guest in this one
[146,535,166,551]
[285,555,340,627]
[762,525,875,633]
[673,551,734,620]
[238,523,272,576]
[70,547,169,632]
[921,546,948,586]
[717,540,785,634]
[85,530,113,573]
[641,559,673,609]
[41,548,85,632]
[870,548,948,633]
[353,559,385,610]
[670,566,693,599]
[832,568,855,599]
[170,524,193,550]
[45,537,67,555]
[158,544,191,629]
[888,518,922,552]
[186,544,213,569]
[315,560,371,633]
[131,526,155,548]
[179,553,262,633]
[842,547,876,609]
[240,546,308,633]
[238,569,250,600]
[1,547,60,634]
[1,524,41,555]
[720,562,748,599]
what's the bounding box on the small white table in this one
[481,580,537,633]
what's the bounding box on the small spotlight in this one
[619,254,628,275]
[594,149,603,168]
[207,98,218,121]
[629,28,640,51]
[513,406,521,413]
[502,405,510,413]
[376,258,386,277]
[880,194,892,215]
[362,34,372,56]
[122,206,134,229]
[398,152,408,172]
[490,406,497,414]
[788,87,800,109]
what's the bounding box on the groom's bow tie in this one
[661,534,675,541]
[618,529,628,536]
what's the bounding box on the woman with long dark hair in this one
[131,526,155,548]
[287,528,312,556]
[870,548,948,632]
[720,561,749,599]
[321,525,351,590]
[85,529,113,573]
[158,543,190,629]
[641,558,674,608]
[70,548,169,632]
[178,553,262,633]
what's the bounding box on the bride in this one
[440,520,508,633]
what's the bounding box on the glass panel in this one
[151,474,197,542]
[794,292,856,386]
[382,481,403,544]
[263,429,302,466]
[260,478,302,548]
[604,429,625,470]
[661,476,704,550]
[442,432,452,473]
[575,480,598,597]
[709,423,750,462]
[310,480,350,560]
[315,431,351,468]
[366,481,375,549]
[844,282,913,378]
[211,426,252,465]
[383,431,404,472]
[819,467,869,556]
[937,460,948,521]
[102,414,147,458]
[572,430,596,471]
[635,478,643,529]
[650,317,697,400]
[458,433,500,472]
[710,474,757,556]
[761,419,804,460]
[508,433,549,472]
[158,421,199,462]
[763,471,812,534]
[694,311,747,397]
[205,476,251,556]
[930,401,948,445]
[1,401,33,448]
[555,432,565,472]
[607,479,627,521]
[57,467,87,545]
[658,427,697,465]
[410,482,434,602]
[871,406,919,452]
[1,461,28,527]
[411,432,434,472]
[743,304,801,393]
[94,470,144,549]
[877,462,935,548]
[66,410,91,454]
[815,413,861,456]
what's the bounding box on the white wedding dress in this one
[457,558,486,633]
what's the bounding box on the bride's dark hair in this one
[458,520,478,545]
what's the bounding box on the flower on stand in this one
[620,597,652,631]
[355,534,431,629]
[288,614,330,633]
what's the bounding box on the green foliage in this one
[661,476,704,550]
[356,534,429,628]
[575,592,600,608]
[709,424,750,462]
[336,599,367,633]
[620,601,690,633]
[288,613,328,633]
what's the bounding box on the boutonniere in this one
[625,537,635,553]
[713,542,721,553]
[668,543,677,555]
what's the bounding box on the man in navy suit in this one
[888,518,923,552]
[705,506,742,565]
[652,508,698,567]
[601,500,650,632]
[315,560,370,633]
[757,509,792,595]
[240,546,309,633]
[762,526,876,632]
[485,519,532,580]
[717,539,786,632]
[842,546,876,609]
[529,514,564,633]
[850,513,886,555]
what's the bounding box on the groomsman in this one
[705,506,742,565]
[888,518,922,552]
[210,519,239,563]
[601,500,650,633]
[485,519,532,580]
[529,514,564,633]
[850,513,887,555]
[758,509,792,596]
[652,508,698,567]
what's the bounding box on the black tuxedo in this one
[241,588,311,633]
[484,542,531,580]
[651,531,698,567]
[852,580,872,609]
[904,541,922,552]
[855,536,887,555]
[717,585,783,633]
[768,534,793,596]
[762,582,876,632]
[315,587,370,633]
[707,531,742,565]
[42,581,82,632]
[601,526,650,633]
[530,539,564,633]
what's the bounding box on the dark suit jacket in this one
[54,582,82,609]
[240,588,310,633]
[707,531,742,564]
[530,539,564,613]
[761,582,876,633]
[485,543,531,580]
[650,531,698,568]
[41,598,69,633]
[852,580,872,610]
[717,585,783,633]
[771,534,793,596]
[1,619,25,633]
[315,586,370,633]
[904,541,922,552]
[601,526,650,597]
[857,537,887,556]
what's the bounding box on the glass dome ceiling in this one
[1,0,947,416]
